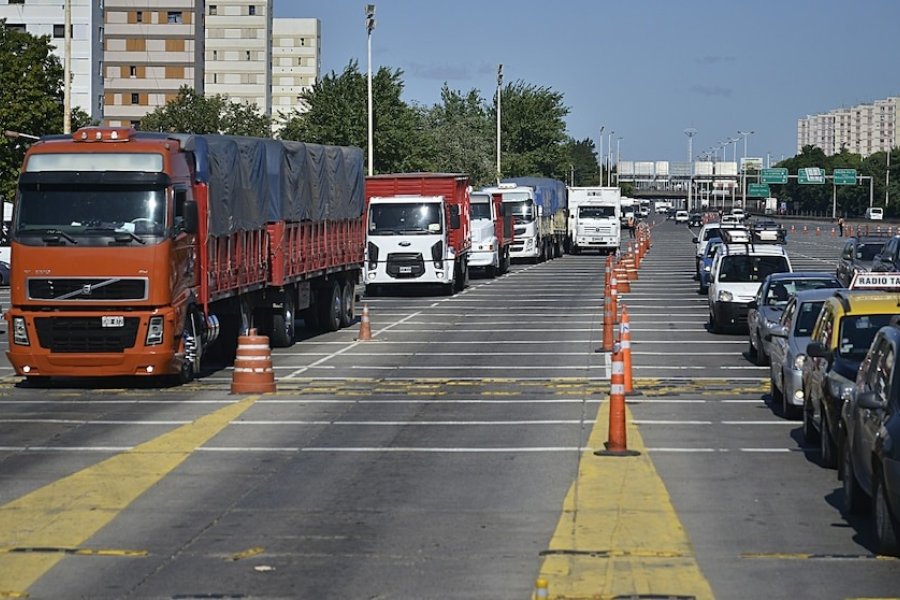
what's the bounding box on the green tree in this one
[564,137,600,186]
[419,86,493,186]
[495,81,570,180]
[0,22,89,202]
[280,60,427,174]
[139,85,272,137]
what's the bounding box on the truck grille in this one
[34,317,140,353]
[386,253,425,278]
[514,226,527,236]
[28,278,148,301]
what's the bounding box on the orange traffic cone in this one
[615,261,630,293]
[816,226,821,236]
[231,329,276,394]
[356,303,373,341]
[620,306,634,394]
[594,342,640,457]
[597,262,615,353]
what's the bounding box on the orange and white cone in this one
[594,343,639,457]
[620,306,634,394]
[231,328,276,394]
[356,303,373,341]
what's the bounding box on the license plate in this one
[101,316,124,328]
[399,266,412,274]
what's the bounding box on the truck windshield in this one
[718,255,788,282]
[470,202,491,220]
[504,200,535,225]
[369,203,442,235]
[579,206,616,218]
[838,314,893,359]
[15,185,166,239]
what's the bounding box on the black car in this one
[0,261,7,286]
[841,323,900,555]
[837,235,890,286]
[688,212,704,227]
[872,235,900,274]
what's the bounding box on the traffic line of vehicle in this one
[0,394,261,596]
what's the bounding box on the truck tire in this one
[320,280,342,332]
[340,280,355,328]
[270,290,296,348]
[500,249,510,274]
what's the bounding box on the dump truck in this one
[6,126,364,383]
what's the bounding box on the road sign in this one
[761,168,788,184]
[798,167,825,184]
[833,168,857,185]
[747,183,771,197]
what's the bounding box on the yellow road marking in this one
[537,397,714,599]
[0,395,259,595]
[229,546,265,561]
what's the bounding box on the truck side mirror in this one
[183,199,198,234]
[449,205,461,230]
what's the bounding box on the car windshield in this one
[856,243,883,260]
[718,255,789,283]
[470,202,491,220]
[579,206,616,218]
[794,301,825,336]
[703,228,722,241]
[368,202,442,235]
[838,314,894,359]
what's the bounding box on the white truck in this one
[567,186,621,254]
[480,178,567,262]
[468,191,513,277]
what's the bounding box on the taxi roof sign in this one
[849,272,900,291]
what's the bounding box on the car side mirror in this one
[748,299,758,309]
[857,390,885,410]
[765,325,788,342]
[806,341,832,362]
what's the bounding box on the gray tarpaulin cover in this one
[193,135,363,236]
[502,177,568,214]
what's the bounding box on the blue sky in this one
[277,0,900,164]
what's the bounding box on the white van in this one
[865,207,884,221]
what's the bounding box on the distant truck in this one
[364,173,471,295]
[481,177,567,262]
[7,126,365,383]
[469,190,514,277]
[567,186,621,254]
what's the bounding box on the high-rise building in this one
[798,96,900,157]
[102,0,204,127]
[0,0,104,124]
[205,0,272,114]
[271,18,320,128]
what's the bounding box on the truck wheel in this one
[320,280,342,332]
[270,290,296,348]
[500,249,510,274]
[340,280,355,328]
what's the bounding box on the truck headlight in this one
[717,290,733,302]
[146,316,164,346]
[13,317,29,346]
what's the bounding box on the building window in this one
[53,24,65,38]
[130,120,140,128]
[249,5,256,15]
[246,50,251,61]
[7,23,26,32]
[131,93,139,105]
[168,11,183,24]
[212,50,218,60]
[209,5,217,15]
[212,73,217,84]
[136,11,143,23]
[129,65,137,78]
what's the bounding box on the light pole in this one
[365,4,376,177]
[598,126,605,186]
[615,136,622,186]
[496,64,503,183]
[887,148,891,208]
[738,130,753,207]
[607,130,614,188]
[684,128,697,210]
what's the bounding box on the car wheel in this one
[819,412,837,469]
[802,397,819,444]
[709,310,720,334]
[875,473,900,556]
[841,438,868,515]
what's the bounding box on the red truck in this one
[468,190,514,277]
[363,173,471,295]
[6,126,364,383]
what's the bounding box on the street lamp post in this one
[615,136,622,186]
[607,130,614,188]
[598,126,605,186]
[738,130,754,207]
[496,64,503,183]
[684,128,697,210]
[365,4,376,177]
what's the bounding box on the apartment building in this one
[271,17,320,127]
[0,0,104,123]
[205,0,272,113]
[798,96,900,157]
[103,0,204,127]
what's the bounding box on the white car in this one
[674,210,689,224]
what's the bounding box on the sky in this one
[277,0,900,165]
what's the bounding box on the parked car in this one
[803,291,899,468]
[836,235,890,287]
[692,222,748,279]
[747,272,843,366]
[840,323,900,555]
[0,260,8,286]
[688,212,704,228]
[872,235,900,274]
[767,289,836,419]
[697,237,723,294]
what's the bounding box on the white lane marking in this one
[345,366,607,371]
[0,398,606,406]
[234,419,587,426]
[361,328,709,333]
[644,448,720,453]
[633,420,713,425]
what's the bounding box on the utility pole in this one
[496,64,503,183]
[887,148,891,207]
[738,130,754,208]
[684,128,696,211]
[599,126,605,186]
[365,4,376,176]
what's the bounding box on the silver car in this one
[747,272,842,366]
[767,288,838,419]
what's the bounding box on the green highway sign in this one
[747,183,771,197]
[761,168,788,184]
[833,168,857,185]
[798,167,825,184]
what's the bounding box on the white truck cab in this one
[567,187,621,254]
[708,229,792,333]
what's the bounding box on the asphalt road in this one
[1,217,899,599]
